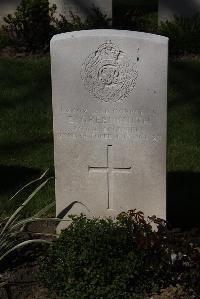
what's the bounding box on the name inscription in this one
[56,105,161,143]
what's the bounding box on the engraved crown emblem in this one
[81,40,138,103]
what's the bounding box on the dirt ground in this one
[0,220,57,299]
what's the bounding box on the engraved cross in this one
[88,145,131,210]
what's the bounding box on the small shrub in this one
[114,7,158,33]
[55,12,85,33]
[55,7,111,34]
[2,0,57,53]
[39,211,200,298]
[85,6,111,29]
[2,2,110,54]
[159,14,200,56]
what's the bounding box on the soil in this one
[0,220,57,299]
[0,263,51,299]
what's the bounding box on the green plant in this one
[2,2,110,54]
[159,14,200,56]
[0,170,88,296]
[2,0,57,53]
[40,211,200,298]
[0,171,53,266]
[0,171,88,263]
[55,6,111,34]
[0,169,86,264]
[85,6,111,29]
[39,212,169,298]
[55,12,85,33]
[117,9,158,33]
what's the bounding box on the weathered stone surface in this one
[51,30,168,227]
[159,0,200,22]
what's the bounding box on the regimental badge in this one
[81,40,138,103]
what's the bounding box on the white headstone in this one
[159,0,200,22]
[49,0,112,20]
[51,30,168,226]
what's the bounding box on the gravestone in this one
[49,0,112,20]
[51,30,168,227]
[159,0,200,22]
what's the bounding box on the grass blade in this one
[9,169,49,201]
[33,201,55,218]
[1,179,49,236]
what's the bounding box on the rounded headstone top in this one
[51,29,169,45]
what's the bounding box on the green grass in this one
[167,60,200,172]
[0,57,54,216]
[0,57,200,225]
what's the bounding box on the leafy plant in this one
[55,7,111,34]
[2,1,111,54]
[114,6,158,33]
[39,212,168,298]
[85,6,111,29]
[0,170,86,267]
[40,211,200,298]
[0,170,53,266]
[0,170,88,297]
[2,0,57,53]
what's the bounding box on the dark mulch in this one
[0,263,51,299]
[0,220,57,299]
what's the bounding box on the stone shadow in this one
[167,172,200,228]
[1,136,53,153]
[168,60,200,121]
